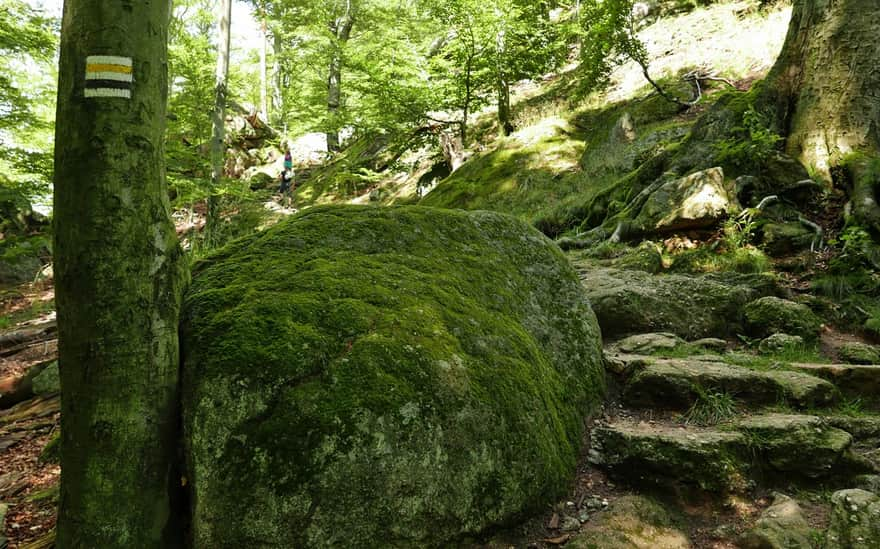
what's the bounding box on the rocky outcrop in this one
[589,414,866,492]
[576,267,778,339]
[621,357,837,409]
[825,489,880,549]
[633,167,740,233]
[181,206,605,548]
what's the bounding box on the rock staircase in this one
[588,333,880,498]
[590,334,880,497]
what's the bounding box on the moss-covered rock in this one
[738,493,812,549]
[567,496,690,549]
[757,333,805,354]
[588,420,750,492]
[760,222,816,257]
[838,342,880,365]
[632,167,740,234]
[622,358,836,410]
[790,363,880,407]
[735,414,856,479]
[825,489,880,549]
[181,205,605,548]
[743,297,822,341]
[610,332,685,355]
[575,267,778,339]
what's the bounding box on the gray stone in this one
[634,167,740,233]
[691,338,728,351]
[739,493,812,549]
[611,332,685,354]
[610,112,637,144]
[758,333,805,354]
[855,475,880,493]
[825,489,880,549]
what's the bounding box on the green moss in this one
[182,205,605,548]
[743,296,823,342]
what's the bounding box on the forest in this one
[1,0,880,547]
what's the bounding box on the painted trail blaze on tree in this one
[84,55,132,98]
[53,0,187,547]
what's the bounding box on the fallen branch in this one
[0,321,56,355]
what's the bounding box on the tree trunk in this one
[764,0,880,179]
[460,50,473,145]
[327,0,354,153]
[497,76,512,137]
[259,15,269,123]
[495,28,513,137]
[206,0,232,246]
[53,0,187,546]
[272,30,284,127]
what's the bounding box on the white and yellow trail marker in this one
[85,55,132,99]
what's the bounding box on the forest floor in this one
[0,283,59,549]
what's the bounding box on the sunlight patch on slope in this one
[606,2,791,104]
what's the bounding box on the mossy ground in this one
[182,205,605,547]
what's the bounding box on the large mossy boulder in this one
[181,205,606,548]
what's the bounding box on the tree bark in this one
[495,29,513,137]
[764,0,880,179]
[327,0,354,153]
[272,30,284,127]
[259,14,269,123]
[53,0,187,546]
[206,0,232,246]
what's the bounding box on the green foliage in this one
[578,0,645,92]
[814,225,880,333]
[714,107,782,172]
[682,387,737,426]
[834,397,866,418]
[0,0,57,203]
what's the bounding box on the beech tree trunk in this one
[764,0,880,178]
[272,30,284,126]
[53,0,187,546]
[206,0,232,245]
[259,15,269,122]
[327,0,354,153]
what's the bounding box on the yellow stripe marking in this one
[87,63,132,74]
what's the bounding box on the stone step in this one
[612,355,838,410]
[588,413,875,493]
[790,363,880,406]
